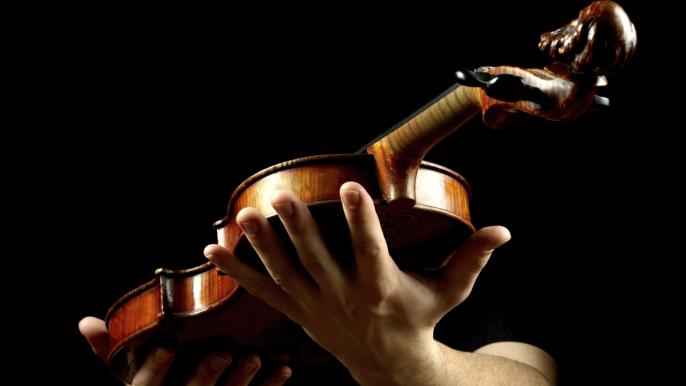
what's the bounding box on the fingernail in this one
[278,366,293,379]
[154,347,173,364]
[273,201,294,217]
[242,356,260,372]
[341,190,360,208]
[240,221,259,236]
[210,353,232,370]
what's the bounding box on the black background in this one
[20,1,666,385]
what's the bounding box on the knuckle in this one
[246,278,274,299]
[349,211,373,227]
[342,296,359,317]
[193,368,216,382]
[281,212,308,237]
[353,243,384,260]
[240,356,261,374]
[464,255,489,275]
[285,220,304,237]
[301,256,324,276]
[271,274,292,289]
[199,355,230,377]
[365,280,393,306]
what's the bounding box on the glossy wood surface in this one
[106,264,244,382]
[539,1,636,75]
[367,85,480,207]
[475,1,637,128]
[104,2,638,383]
[107,155,474,384]
[216,154,473,270]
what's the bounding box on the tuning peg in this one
[590,95,610,111]
[455,68,494,88]
[456,68,552,108]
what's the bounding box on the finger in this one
[205,244,303,322]
[339,182,394,285]
[186,352,232,386]
[221,355,261,386]
[130,347,175,386]
[271,190,344,290]
[236,207,318,300]
[258,366,292,386]
[439,226,511,306]
[78,316,109,360]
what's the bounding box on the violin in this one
[104,2,636,383]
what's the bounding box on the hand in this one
[205,181,510,385]
[79,317,291,386]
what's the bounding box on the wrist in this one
[347,332,445,386]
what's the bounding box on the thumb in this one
[78,316,110,360]
[439,226,511,307]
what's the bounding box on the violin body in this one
[215,154,473,270]
[104,2,637,383]
[107,155,472,383]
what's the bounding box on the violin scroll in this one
[458,1,636,128]
[539,0,637,76]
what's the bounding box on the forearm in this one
[353,340,552,386]
[437,341,552,386]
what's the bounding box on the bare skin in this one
[205,181,557,386]
[79,317,291,386]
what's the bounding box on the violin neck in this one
[360,84,479,154]
[365,84,481,207]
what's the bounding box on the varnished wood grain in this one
[539,1,637,75]
[366,85,480,206]
[216,154,473,271]
[478,1,637,128]
[104,3,638,383]
[106,266,243,384]
[107,282,161,346]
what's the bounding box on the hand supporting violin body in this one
[79,317,291,386]
[97,3,636,384]
[205,182,555,386]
